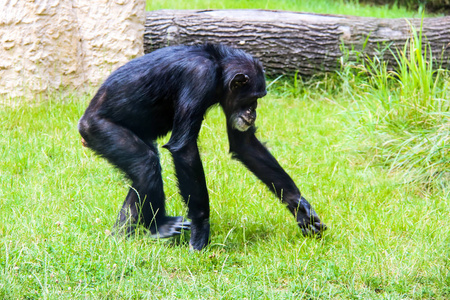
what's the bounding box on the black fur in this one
[78,44,326,250]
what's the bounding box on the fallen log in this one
[144,9,450,76]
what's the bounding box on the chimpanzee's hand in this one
[296,197,327,237]
[189,218,210,251]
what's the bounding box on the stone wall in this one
[0,0,145,99]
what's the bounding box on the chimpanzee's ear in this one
[229,73,249,91]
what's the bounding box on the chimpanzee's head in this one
[220,54,267,132]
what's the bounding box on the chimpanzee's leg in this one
[78,114,190,237]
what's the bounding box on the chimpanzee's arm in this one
[163,100,212,250]
[227,126,326,236]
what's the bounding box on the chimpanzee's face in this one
[222,60,266,131]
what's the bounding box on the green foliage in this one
[360,0,426,9]
[360,0,449,13]
[335,21,450,188]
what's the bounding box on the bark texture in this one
[145,10,450,76]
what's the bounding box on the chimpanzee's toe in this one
[150,216,191,239]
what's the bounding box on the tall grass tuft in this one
[343,21,450,188]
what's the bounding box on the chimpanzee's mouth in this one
[240,116,254,126]
[232,117,252,132]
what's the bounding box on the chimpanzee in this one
[78,44,326,250]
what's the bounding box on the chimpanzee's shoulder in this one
[200,44,251,60]
[150,44,252,62]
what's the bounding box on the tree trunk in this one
[144,9,450,76]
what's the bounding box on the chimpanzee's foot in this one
[149,216,191,238]
[189,218,210,251]
[295,197,327,238]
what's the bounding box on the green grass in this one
[146,0,429,18]
[1,83,449,298]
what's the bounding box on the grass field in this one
[1,1,449,299]
[145,0,429,18]
[1,78,449,298]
